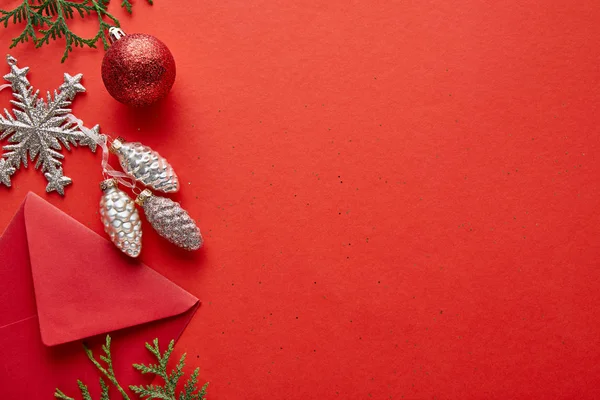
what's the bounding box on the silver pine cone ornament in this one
[100,179,142,257]
[110,138,179,193]
[136,190,203,251]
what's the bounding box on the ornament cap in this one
[108,27,127,44]
[109,137,126,153]
[100,178,118,191]
[135,189,154,206]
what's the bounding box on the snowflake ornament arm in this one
[0,55,97,195]
[0,158,16,186]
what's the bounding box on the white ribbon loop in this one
[66,114,139,193]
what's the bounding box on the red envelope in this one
[0,192,200,399]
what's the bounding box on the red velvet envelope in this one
[0,192,199,399]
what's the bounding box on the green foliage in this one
[55,335,208,400]
[77,381,93,400]
[120,0,153,14]
[130,339,208,400]
[54,388,75,400]
[0,0,153,62]
[83,335,133,399]
[100,378,110,400]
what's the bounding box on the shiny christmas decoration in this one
[101,28,176,107]
[99,179,143,257]
[0,55,202,257]
[136,189,203,251]
[0,55,99,195]
[110,137,179,193]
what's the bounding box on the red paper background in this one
[1,1,600,398]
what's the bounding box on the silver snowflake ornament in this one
[0,55,97,195]
[0,158,15,186]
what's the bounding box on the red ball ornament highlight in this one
[101,28,176,107]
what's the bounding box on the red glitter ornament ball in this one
[101,30,176,107]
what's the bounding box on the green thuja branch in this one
[130,339,208,400]
[55,380,95,400]
[0,1,52,48]
[100,378,110,400]
[0,0,153,62]
[89,0,119,51]
[183,369,209,400]
[55,335,208,400]
[35,0,98,63]
[77,380,93,400]
[83,335,132,399]
[54,388,75,400]
[121,0,152,14]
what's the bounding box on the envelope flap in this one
[22,193,199,346]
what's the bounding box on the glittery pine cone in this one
[112,139,179,193]
[99,180,142,257]
[139,193,202,251]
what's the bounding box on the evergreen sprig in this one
[130,339,209,400]
[54,335,208,400]
[0,0,153,63]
